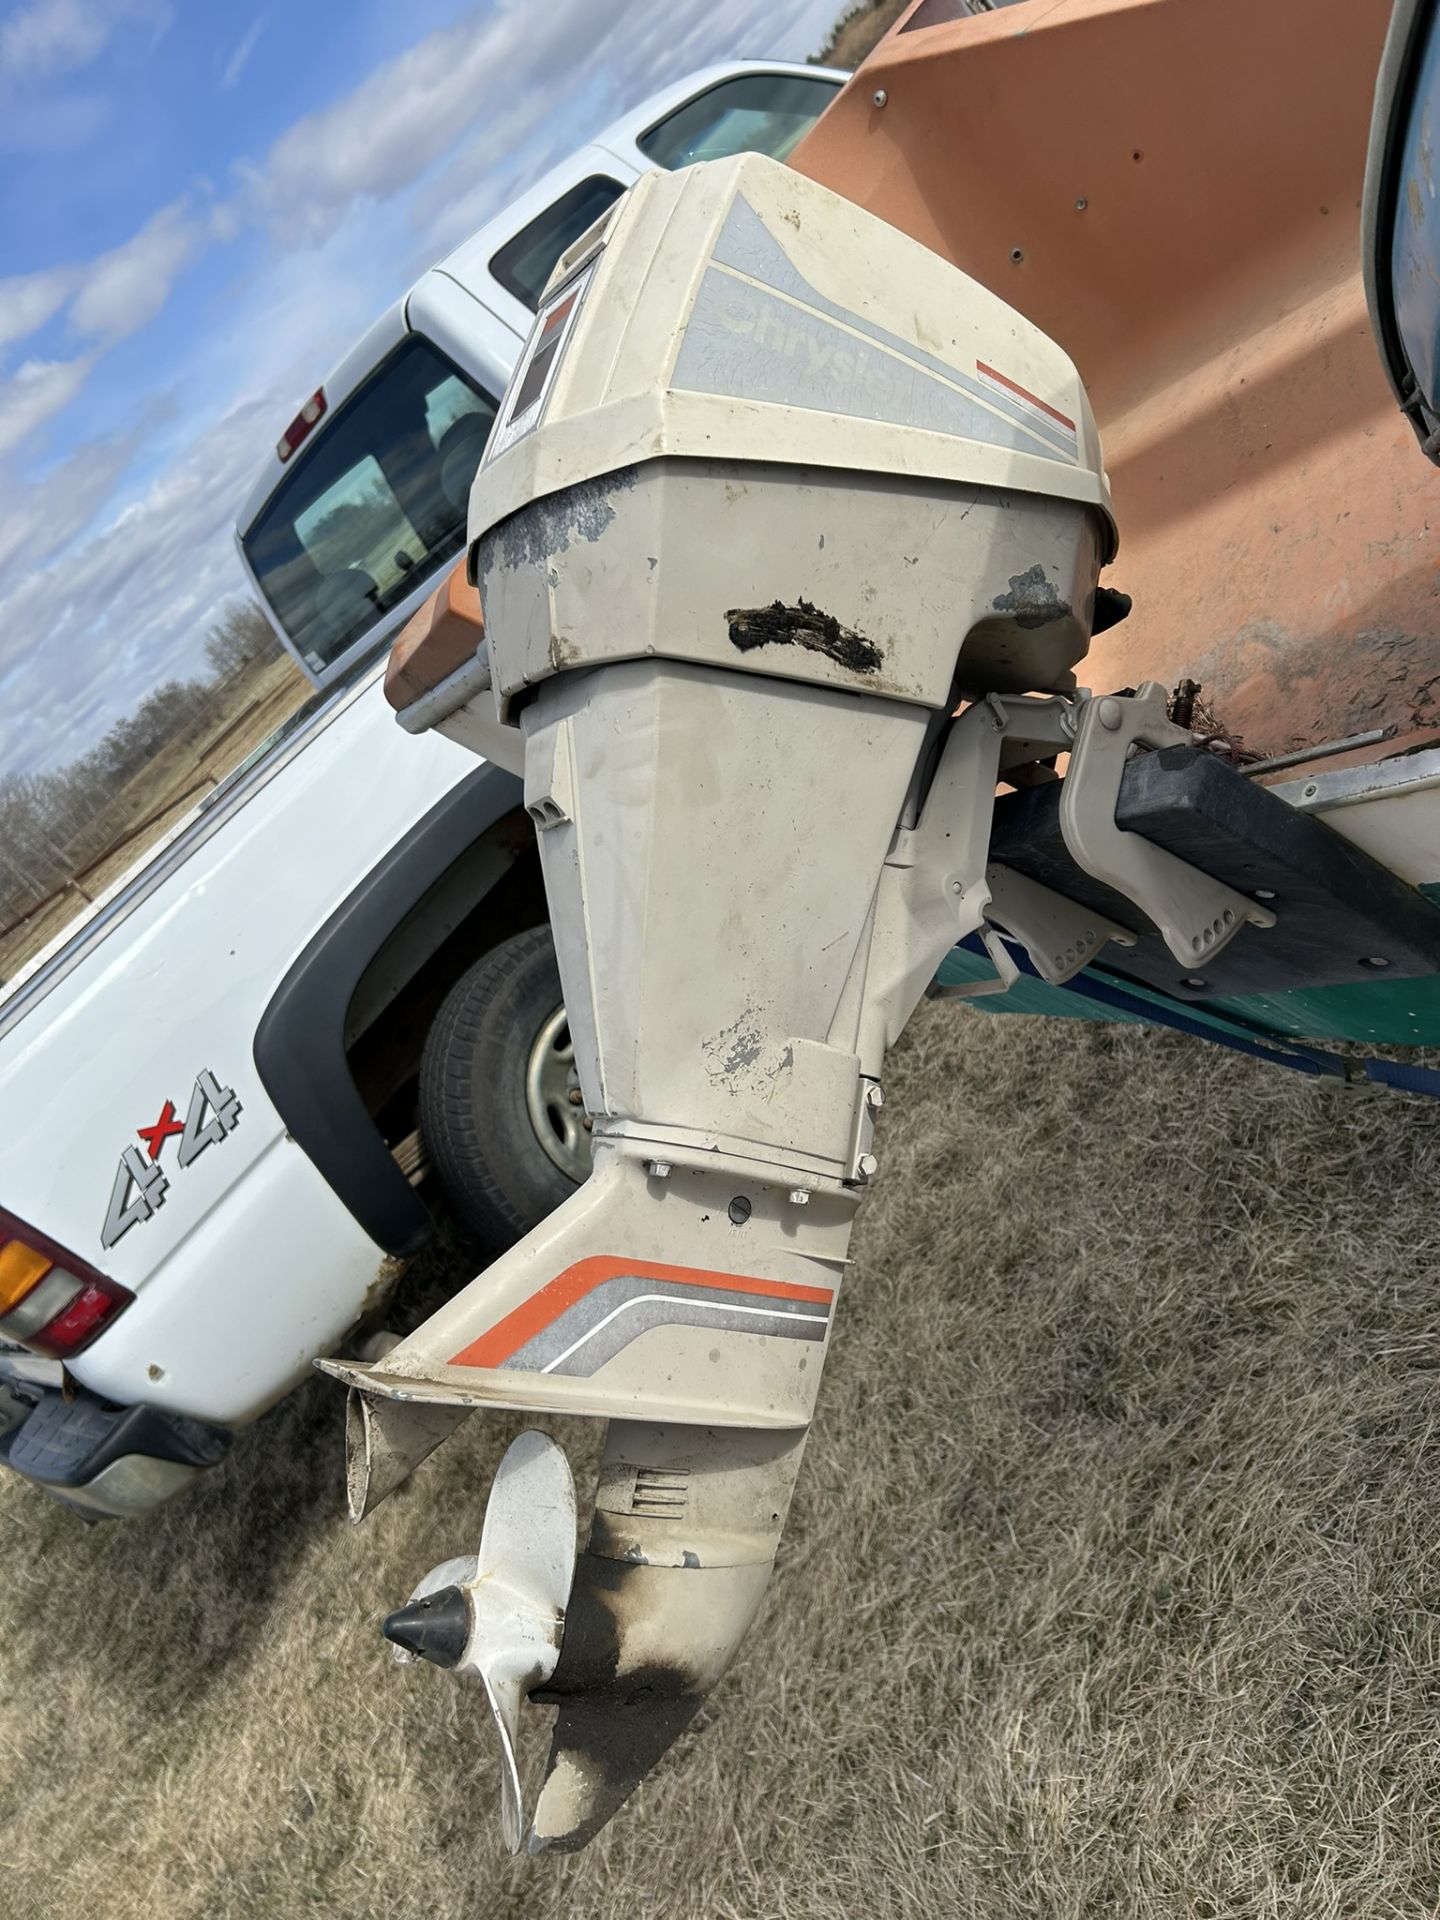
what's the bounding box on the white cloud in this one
[0,0,839,373]
[67,198,204,342]
[0,0,855,774]
[0,263,78,353]
[608,0,842,81]
[0,391,279,774]
[0,204,203,423]
[218,11,266,91]
[243,1,549,249]
[0,354,95,456]
[245,0,843,253]
[0,428,139,576]
[0,0,170,82]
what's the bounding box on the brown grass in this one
[4,1004,1440,1918]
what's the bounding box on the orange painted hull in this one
[793,0,1439,762]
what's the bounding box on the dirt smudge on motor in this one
[528,1552,709,1853]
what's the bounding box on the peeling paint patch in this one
[477,466,639,573]
[992,563,1071,630]
[701,1014,795,1102]
[726,599,882,673]
[702,1010,765,1086]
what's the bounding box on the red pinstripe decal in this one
[976,360,1076,432]
[449,1255,834,1369]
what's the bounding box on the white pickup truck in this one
[0,61,845,1518]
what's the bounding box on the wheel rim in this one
[525,1005,591,1183]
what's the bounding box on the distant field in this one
[4,1007,1440,1919]
[818,0,911,66]
[0,652,310,984]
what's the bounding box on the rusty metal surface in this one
[793,0,1439,759]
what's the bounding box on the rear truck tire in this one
[419,925,591,1246]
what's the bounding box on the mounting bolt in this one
[857,1152,879,1181]
[1075,195,1089,211]
[567,1087,584,1106]
[950,880,964,895]
[788,1188,811,1206]
[647,1159,672,1179]
[866,1083,885,1110]
[1097,696,1123,731]
[872,87,888,107]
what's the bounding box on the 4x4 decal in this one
[101,1071,242,1250]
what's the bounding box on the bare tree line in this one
[0,600,281,936]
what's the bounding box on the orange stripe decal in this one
[449,1255,834,1370]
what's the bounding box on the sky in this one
[0,0,849,781]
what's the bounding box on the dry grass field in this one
[4,1004,1440,1919]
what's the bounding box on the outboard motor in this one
[325,150,1273,1851]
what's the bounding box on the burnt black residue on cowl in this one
[726,599,883,674]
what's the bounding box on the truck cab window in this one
[243,338,497,675]
[489,175,626,311]
[637,73,842,171]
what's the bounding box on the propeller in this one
[383,1429,577,1851]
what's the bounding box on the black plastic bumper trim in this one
[0,1387,232,1490]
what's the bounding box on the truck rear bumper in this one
[0,1374,231,1519]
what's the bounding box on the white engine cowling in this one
[327,150,1116,1853]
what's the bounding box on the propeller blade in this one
[471,1430,577,1851]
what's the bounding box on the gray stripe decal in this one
[673,269,1069,460]
[707,194,1077,461]
[503,1273,830,1377]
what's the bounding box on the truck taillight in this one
[276,387,326,462]
[0,1206,132,1358]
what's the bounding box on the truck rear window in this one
[490,175,625,312]
[242,337,497,674]
[636,73,842,171]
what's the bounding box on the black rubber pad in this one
[988,746,1440,1000]
[3,1388,230,1487]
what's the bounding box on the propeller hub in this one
[383,1584,469,1668]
